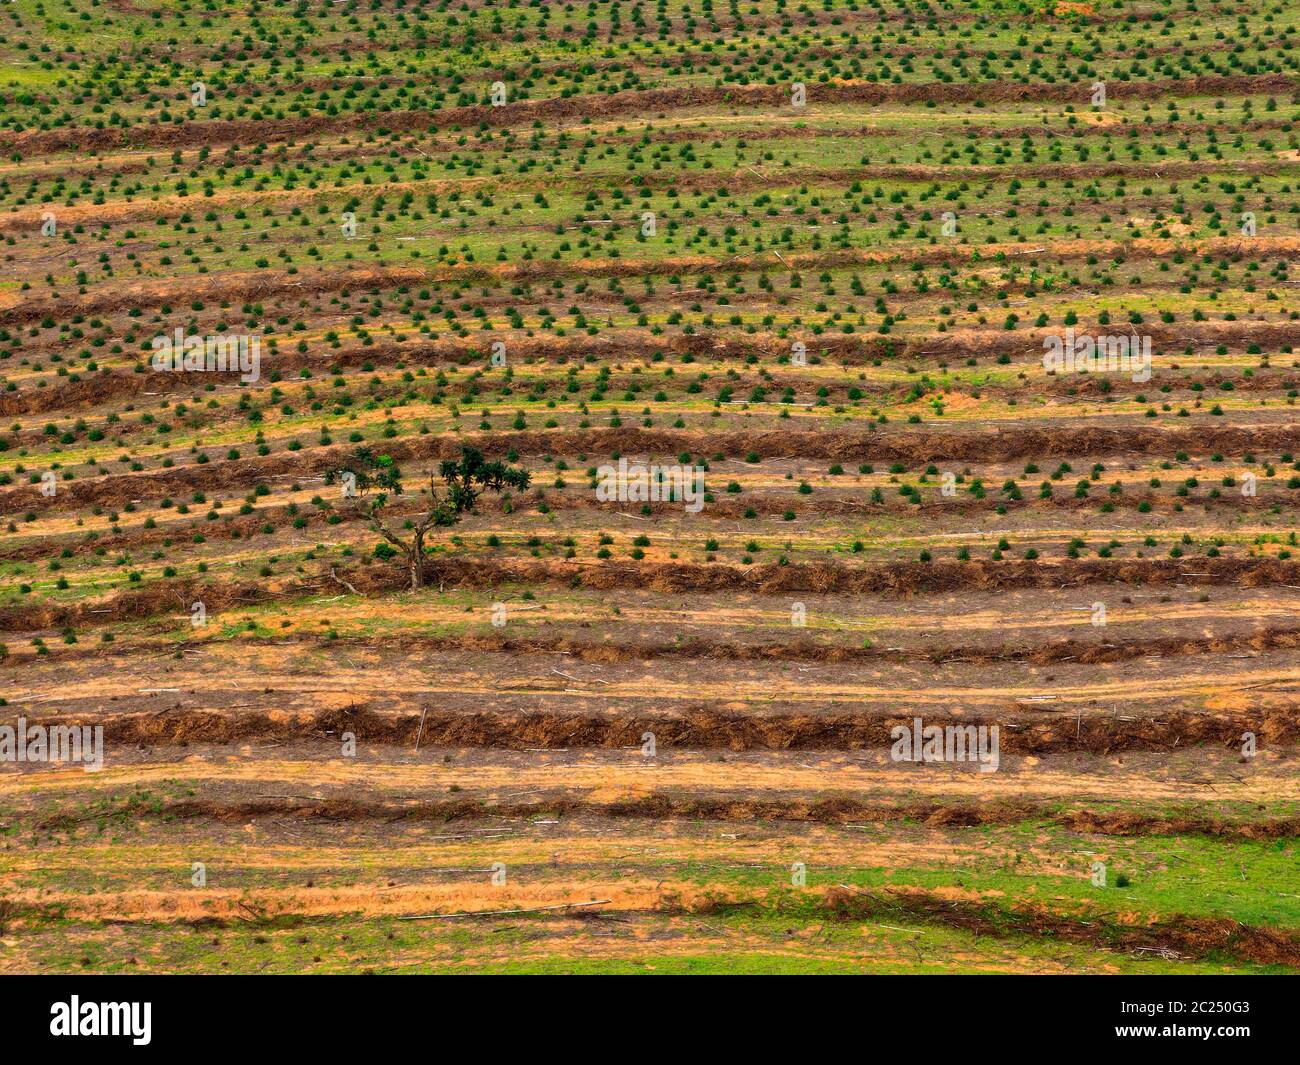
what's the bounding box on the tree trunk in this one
[407,531,427,591]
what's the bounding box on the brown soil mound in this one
[5,556,1300,632]
[423,554,1300,598]
[790,886,1300,967]
[11,622,1300,673]
[29,703,1293,753]
[79,793,1297,842]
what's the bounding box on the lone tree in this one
[327,446,529,591]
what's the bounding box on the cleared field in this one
[0,0,1298,975]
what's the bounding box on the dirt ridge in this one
[19,704,1292,753]
[46,793,1295,842]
